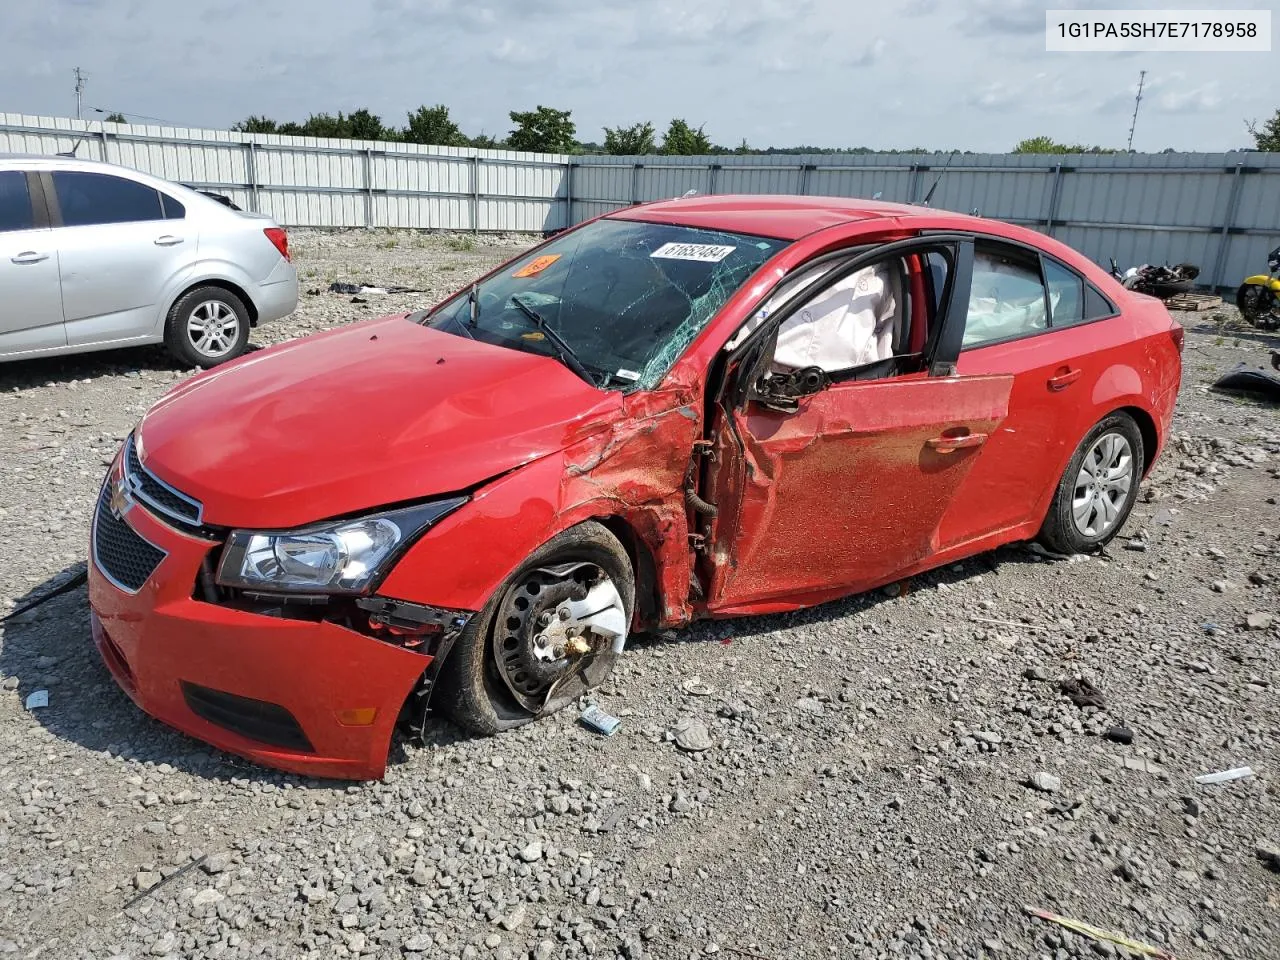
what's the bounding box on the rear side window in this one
[963,248,1048,348]
[1043,258,1114,327]
[0,171,34,233]
[53,171,164,226]
[160,193,186,220]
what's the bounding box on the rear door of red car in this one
[699,236,1014,612]
[937,240,1126,548]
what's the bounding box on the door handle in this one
[154,235,184,246]
[10,251,49,264]
[926,431,988,454]
[1047,367,1082,391]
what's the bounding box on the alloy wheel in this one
[186,300,241,359]
[1071,432,1134,538]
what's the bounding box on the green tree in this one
[659,119,712,155]
[345,108,388,141]
[1246,110,1280,151]
[603,121,656,155]
[403,104,466,146]
[104,112,127,124]
[1012,135,1117,154]
[507,105,576,153]
[233,116,280,133]
[469,132,504,149]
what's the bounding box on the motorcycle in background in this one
[1107,259,1200,299]
[1236,245,1280,332]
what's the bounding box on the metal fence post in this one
[97,125,109,162]
[631,163,642,205]
[1210,162,1245,291]
[471,155,481,232]
[361,148,374,228]
[564,160,574,228]
[245,141,260,213]
[708,162,720,195]
[907,163,921,204]
[798,163,812,196]
[1044,162,1064,235]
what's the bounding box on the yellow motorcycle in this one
[1237,244,1280,331]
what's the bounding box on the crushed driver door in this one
[698,235,1014,612]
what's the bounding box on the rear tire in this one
[436,522,634,736]
[164,286,251,368]
[1151,278,1194,299]
[1038,413,1144,555]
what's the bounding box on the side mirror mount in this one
[749,365,830,413]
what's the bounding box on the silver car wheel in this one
[186,300,241,359]
[1071,432,1134,538]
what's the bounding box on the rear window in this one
[1044,258,1114,327]
[53,170,164,226]
[0,171,34,233]
[160,193,186,220]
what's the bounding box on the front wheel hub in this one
[491,562,626,714]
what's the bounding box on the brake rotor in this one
[491,562,627,714]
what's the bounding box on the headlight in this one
[215,497,467,594]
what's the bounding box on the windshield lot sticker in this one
[651,243,736,263]
[513,254,561,278]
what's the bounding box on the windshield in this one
[422,219,788,389]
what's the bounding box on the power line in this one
[91,107,181,126]
[73,66,88,120]
[1126,69,1146,153]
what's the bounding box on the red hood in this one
[137,316,617,528]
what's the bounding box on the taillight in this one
[1171,323,1185,354]
[264,227,290,262]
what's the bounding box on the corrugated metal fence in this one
[4,113,1279,288]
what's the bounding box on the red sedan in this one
[88,196,1183,779]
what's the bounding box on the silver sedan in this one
[0,154,297,368]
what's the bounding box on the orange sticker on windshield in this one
[513,254,561,278]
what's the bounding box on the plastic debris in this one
[328,281,422,295]
[1024,906,1176,960]
[24,690,48,710]
[578,704,621,737]
[680,677,715,697]
[672,717,714,752]
[1195,766,1255,785]
[1104,725,1134,745]
[1060,676,1106,709]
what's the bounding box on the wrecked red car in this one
[88,196,1183,779]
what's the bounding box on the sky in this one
[2,0,1277,152]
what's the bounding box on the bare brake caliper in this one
[490,562,627,715]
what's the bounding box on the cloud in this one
[489,38,544,65]
[849,37,888,67]
[1153,81,1223,114]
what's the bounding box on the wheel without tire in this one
[164,286,251,368]
[436,522,634,736]
[1039,413,1144,554]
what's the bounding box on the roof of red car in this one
[607,194,950,240]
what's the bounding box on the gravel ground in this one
[1,229,1278,960]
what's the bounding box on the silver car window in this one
[52,171,164,227]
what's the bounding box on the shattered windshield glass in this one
[422,219,788,389]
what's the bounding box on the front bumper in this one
[87,471,435,781]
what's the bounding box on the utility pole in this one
[73,67,88,120]
[1126,69,1146,152]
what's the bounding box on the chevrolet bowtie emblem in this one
[108,477,132,520]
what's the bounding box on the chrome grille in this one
[93,481,166,593]
[124,434,203,528]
